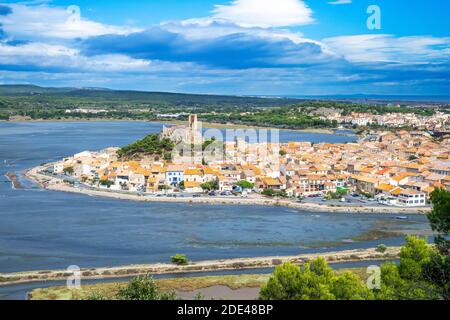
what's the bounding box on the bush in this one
[262,189,287,198]
[259,258,373,300]
[116,276,177,300]
[118,134,174,158]
[201,180,219,191]
[376,244,387,253]
[375,236,438,300]
[99,180,113,187]
[63,166,74,175]
[236,180,254,190]
[171,254,189,266]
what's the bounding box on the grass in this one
[351,229,403,242]
[29,269,367,300]
[0,276,19,283]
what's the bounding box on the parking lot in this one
[301,194,431,209]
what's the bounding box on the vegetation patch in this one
[117,134,174,159]
[30,271,368,300]
[352,229,403,242]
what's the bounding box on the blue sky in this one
[0,0,449,95]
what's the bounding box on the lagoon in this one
[0,122,428,274]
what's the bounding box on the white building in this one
[398,189,426,207]
[166,165,185,186]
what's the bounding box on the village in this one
[47,115,450,208]
[323,110,449,131]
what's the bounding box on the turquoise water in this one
[0,122,429,275]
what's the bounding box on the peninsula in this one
[24,114,449,214]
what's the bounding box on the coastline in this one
[4,172,23,189]
[24,164,431,215]
[1,118,342,135]
[0,247,400,287]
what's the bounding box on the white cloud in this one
[211,0,314,28]
[0,42,152,72]
[0,4,140,41]
[164,19,309,44]
[328,0,352,5]
[323,34,450,64]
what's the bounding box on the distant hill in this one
[0,85,301,108]
[285,94,450,105]
[0,85,75,95]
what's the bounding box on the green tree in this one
[398,236,432,281]
[159,184,170,191]
[422,188,450,299]
[236,180,254,190]
[376,244,387,253]
[118,134,174,158]
[259,258,373,300]
[423,253,450,299]
[99,179,113,188]
[171,254,189,266]
[375,237,438,300]
[330,272,374,300]
[116,276,177,300]
[63,166,74,175]
[376,262,434,300]
[261,189,276,197]
[201,180,219,191]
[428,188,450,255]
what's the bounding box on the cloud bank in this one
[0,1,448,95]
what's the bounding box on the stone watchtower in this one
[188,114,201,144]
[189,114,198,133]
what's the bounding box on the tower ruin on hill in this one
[161,114,202,145]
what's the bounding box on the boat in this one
[395,216,408,220]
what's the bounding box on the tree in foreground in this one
[428,188,450,255]
[259,258,373,300]
[375,236,438,300]
[116,276,177,300]
[376,188,450,300]
[422,188,450,299]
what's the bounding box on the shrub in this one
[259,258,373,300]
[63,166,74,175]
[99,180,113,187]
[376,244,387,253]
[171,254,189,266]
[116,276,177,300]
[236,180,254,190]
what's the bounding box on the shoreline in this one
[0,247,400,287]
[24,164,431,215]
[0,119,345,135]
[4,172,23,189]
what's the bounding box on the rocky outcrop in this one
[5,172,23,189]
